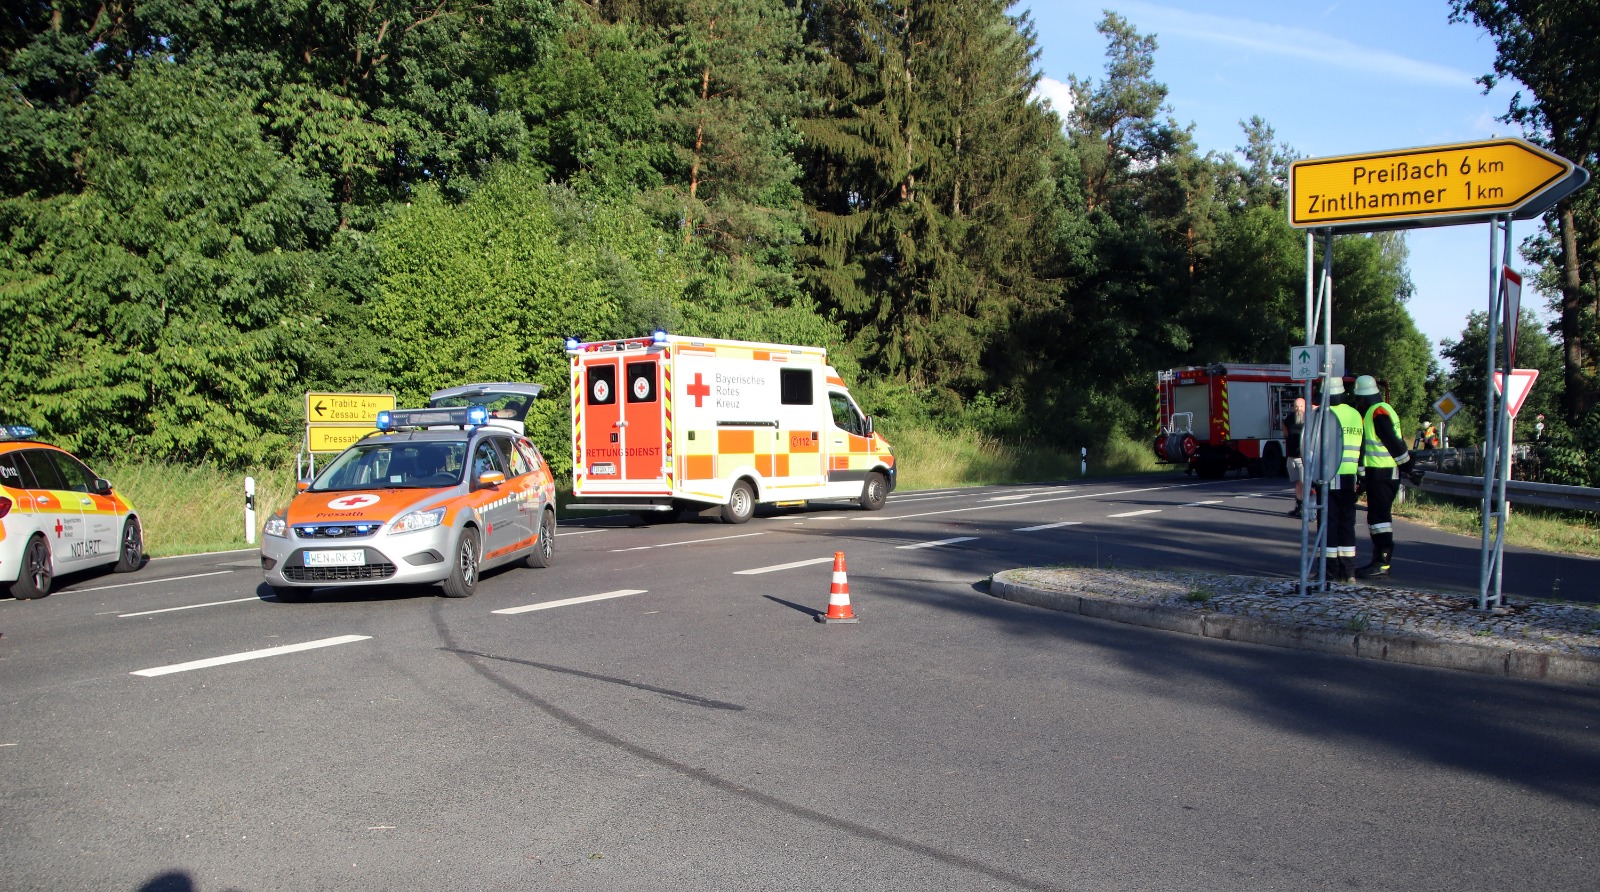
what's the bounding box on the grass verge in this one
[1395,488,1600,559]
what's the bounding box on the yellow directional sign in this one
[304,392,394,424]
[1290,138,1586,231]
[306,424,376,454]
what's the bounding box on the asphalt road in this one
[3,475,1598,891]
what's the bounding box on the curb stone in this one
[990,569,1600,687]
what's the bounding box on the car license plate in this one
[305,549,366,567]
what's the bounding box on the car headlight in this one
[262,515,288,538]
[390,507,446,534]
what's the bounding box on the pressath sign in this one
[1289,138,1587,231]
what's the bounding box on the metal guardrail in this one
[1415,471,1600,514]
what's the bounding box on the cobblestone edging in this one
[990,568,1600,687]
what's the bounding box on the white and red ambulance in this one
[566,333,895,523]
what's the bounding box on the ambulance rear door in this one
[577,351,669,491]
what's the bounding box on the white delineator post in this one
[245,476,257,545]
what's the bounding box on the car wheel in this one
[525,509,555,569]
[858,471,889,511]
[10,534,54,599]
[113,517,143,573]
[441,527,481,598]
[719,480,755,524]
[270,585,305,603]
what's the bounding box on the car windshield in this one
[311,442,467,492]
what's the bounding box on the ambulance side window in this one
[780,369,813,405]
[20,449,67,490]
[626,361,657,403]
[829,393,865,437]
[588,365,616,406]
[471,438,510,486]
[0,452,37,489]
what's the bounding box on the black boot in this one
[1287,500,1302,519]
[1356,550,1392,579]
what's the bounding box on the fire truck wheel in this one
[720,480,755,524]
[859,471,889,511]
[441,527,481,597]
[1153,436,1168,462]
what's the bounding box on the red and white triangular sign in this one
[1491,368,1539,418]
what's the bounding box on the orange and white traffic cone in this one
[817,551,859,624]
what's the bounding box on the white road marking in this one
[493,589,647,615]
[896,536,979,550]
[120,597,260,618]
[73,570,236,593]
[611,532,764,552]
[131,635,371,678]
[1107,509,1162,518]
[1181,500,1225,507]
[555,529,606,537]
[794,516,850,522]
[1015,521,1083,532]
[734,557,837,575]
[857,481,1214,522]
[985,493,1035,501]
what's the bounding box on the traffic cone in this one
[817,551,859,624]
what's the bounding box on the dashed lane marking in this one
[858,481,1214,522]
[493,590,648,615]
[1180,500,1226,507]
[120,597,261,618]
[1015,521,1083,532]
[896,536,979,550]
[73,570,236,593]
[1107,509,1162,518]
[131,635,371,678]
[734,557,837,575]
[611,532,764,553]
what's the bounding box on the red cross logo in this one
[687,372,711,407]
[328,494,380,510]
[54,519,63,537]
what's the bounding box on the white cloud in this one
[1032,76,1075,117]
[1115,1,1476,88]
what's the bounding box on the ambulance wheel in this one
[859,471,889,511]
[720,480,755,524]
[113,517,144,573]
[442,527,481,597]
[9,535,53,599]
[525,509,555,569]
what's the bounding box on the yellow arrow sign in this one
[305,392,395,425]
[306,424,377,453]
[1290,138,1583,230]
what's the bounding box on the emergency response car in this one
[1,426,143,599]
[567,332,895,523]
[1155,363,1300,479]
[260,405,556,600]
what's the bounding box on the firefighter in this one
[1323,378,1364,584]
[1351,375,1416,579]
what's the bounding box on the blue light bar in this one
[0,425,37,440]
[378,407,489,430]
[565,337,581,351]
[376,410,393,431]
[467,406,488,426]
[652,330,668,344]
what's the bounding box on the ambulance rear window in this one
[626,361,657,403]
[780,368,813,405]
[588,365,616,406]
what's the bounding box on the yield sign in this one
[1492,368,1539,418]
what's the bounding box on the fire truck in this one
[1154,363,1301,479]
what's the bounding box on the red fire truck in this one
[1154,363,1302,479]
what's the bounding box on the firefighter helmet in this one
[1353,375,1380,397]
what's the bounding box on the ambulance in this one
[566,333,895,522]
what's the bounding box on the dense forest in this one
[3,1,1594,482]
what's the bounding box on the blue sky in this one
[1024,0,1532,372]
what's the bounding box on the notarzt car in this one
[260,405,557,600]
[1,427,143,599]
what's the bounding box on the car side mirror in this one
[296,480,311,492]
[477,470,507,488]
[863,415,874,437]
[93,477,114,496]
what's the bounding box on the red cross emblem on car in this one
[55,519,63,537]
